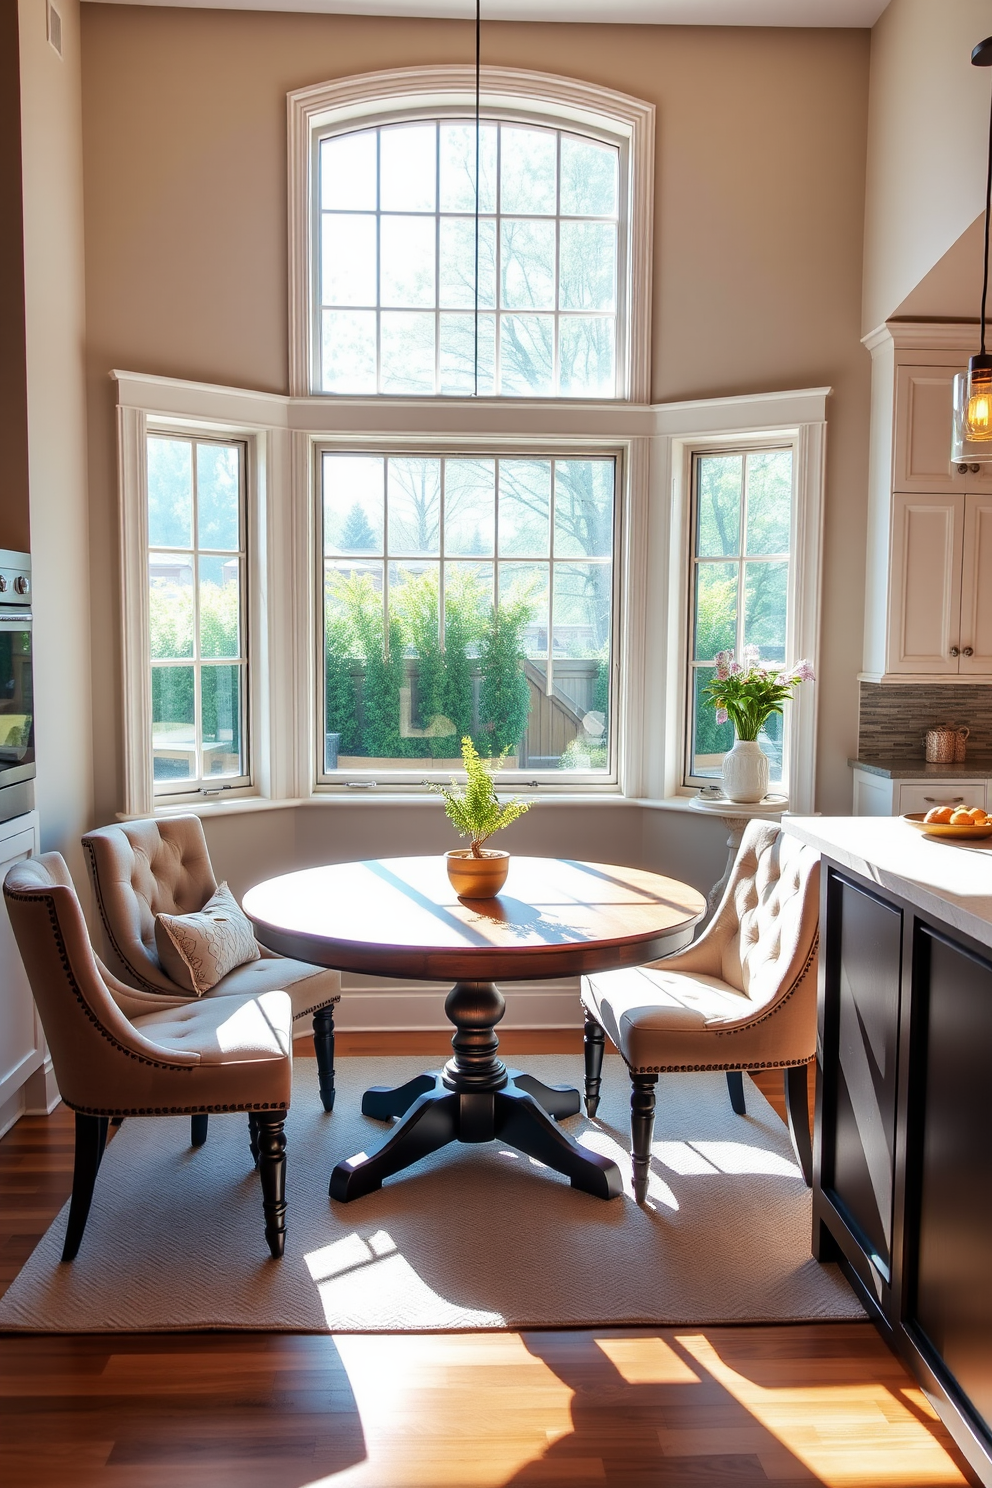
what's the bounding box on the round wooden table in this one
[243,855,705,1203]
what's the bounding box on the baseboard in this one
[0,1089,24,1141]
[335,975,584,1031]
[22,1058,61,1115]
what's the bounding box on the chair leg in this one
[726,1070,746,1115]
[248,1111,260,1167]
[62,1114,109,1262]
[583,1010,606,1117]
[190,1114,208,1147]
[630,1073,658,1205]
[313,1005,336,1113]
[784,1064,813,1187]
[256,1110,288,1258]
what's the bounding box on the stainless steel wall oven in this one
[0,550,34,825]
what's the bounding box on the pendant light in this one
[952,36,992,463]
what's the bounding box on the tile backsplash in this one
[859,682,992,759]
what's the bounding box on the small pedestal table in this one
[244,855,705,1204]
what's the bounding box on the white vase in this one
[721,738,769,803]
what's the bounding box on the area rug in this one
[0,1055,863,1333]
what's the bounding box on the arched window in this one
[288,67,654,401]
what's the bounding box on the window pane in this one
[499,460,551,556]
[197,444,240,551]
[380,124,436,212]
[321,309,377,394]
[553,561,612,657]
[445,459,495,556]
[379,312,435,395]
[500,126,556,214]
[320,130,377,211]
[439,123,497,213]
[558,317,615,398]
[696,455,742,557]
[199,555,240,659]
[560,135,618,217]
[149,554,193,659]
[743,560,788,664]
[500,220,555,310]
[439,217,496,309]
[691,665,734,779]
[694,561,737,660]
[321,214,377,307]
[388,458,441,555]
[438,313,495,396]
[380,215,435,308]
[559,222,616,310]
[499,315,554,395]
[499,562,549,658]
[389,559,439,655]
[324,454,384,556]
[554,460,613,558]
[201,664,243,777]
[745,449,792,555]
[152,667,195,781]
[147,438,192,549]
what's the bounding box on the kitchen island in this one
[783,816,992,1487]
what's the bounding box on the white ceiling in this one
[85,0,891,27]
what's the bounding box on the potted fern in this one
[426,736,532,897]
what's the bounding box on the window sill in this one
[132,792,643,822]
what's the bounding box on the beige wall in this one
[0,4,30,557]
[19,0,93,870]
[80,6,870,823]
[863,0,992,336]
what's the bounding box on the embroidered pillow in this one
[154,882,260,996]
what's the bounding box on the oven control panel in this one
[0,550,31,607]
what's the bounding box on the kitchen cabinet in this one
[783,817,992,1487]
[851,768,987,817]
[862,325,992,681]
[887,492,992,674]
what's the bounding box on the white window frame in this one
[312,438,626,791]
[287,67,655,402]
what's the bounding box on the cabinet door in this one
[959,493,992,674]
[896,781,987,816]
[893,366,992,492]
[909,926,992,1437]
[887,493,963,674]
[0,826,43,1107]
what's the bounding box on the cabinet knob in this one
[971,464,982,473]
[963,646,974,657]
[949,646,960,657]
[957,463,969,474]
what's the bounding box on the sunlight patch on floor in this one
[677,1332,969,1487]
[307,1333,576,1487]
[594,1334,701,1384]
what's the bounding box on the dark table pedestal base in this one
[329,979,624,1203]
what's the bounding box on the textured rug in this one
[0,1055,863,1333]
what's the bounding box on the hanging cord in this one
[474,0,481,397]
[983,75,992,356]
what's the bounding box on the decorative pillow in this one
[154,882,260,996]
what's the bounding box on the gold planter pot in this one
[445,849,510,899]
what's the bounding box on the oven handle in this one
[0,612,31,625]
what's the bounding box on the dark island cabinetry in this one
[815,858,992,1486]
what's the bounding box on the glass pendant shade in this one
[952,356,992,461]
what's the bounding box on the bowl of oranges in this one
[903,804,992,840]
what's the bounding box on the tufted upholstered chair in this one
[580,822,820,1202]
[82,817,341,1115]
[4,853,293,1260]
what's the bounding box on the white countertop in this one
[782,816,992,952]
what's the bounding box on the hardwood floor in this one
[0,1035,976,1488]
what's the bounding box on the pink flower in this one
[715,707,729,726]
[794,658,815,681]
[730,661,742,674]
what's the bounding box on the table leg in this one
[328,978,622,1203]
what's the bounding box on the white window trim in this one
[287,66,655,402]
[114,371,827,818]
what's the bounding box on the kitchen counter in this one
[782,814,992,952]
[849,755,992,780]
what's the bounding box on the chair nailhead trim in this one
[3,888,195,1073]
[66,1099,288,1117]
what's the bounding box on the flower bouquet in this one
[704,647,815,802]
